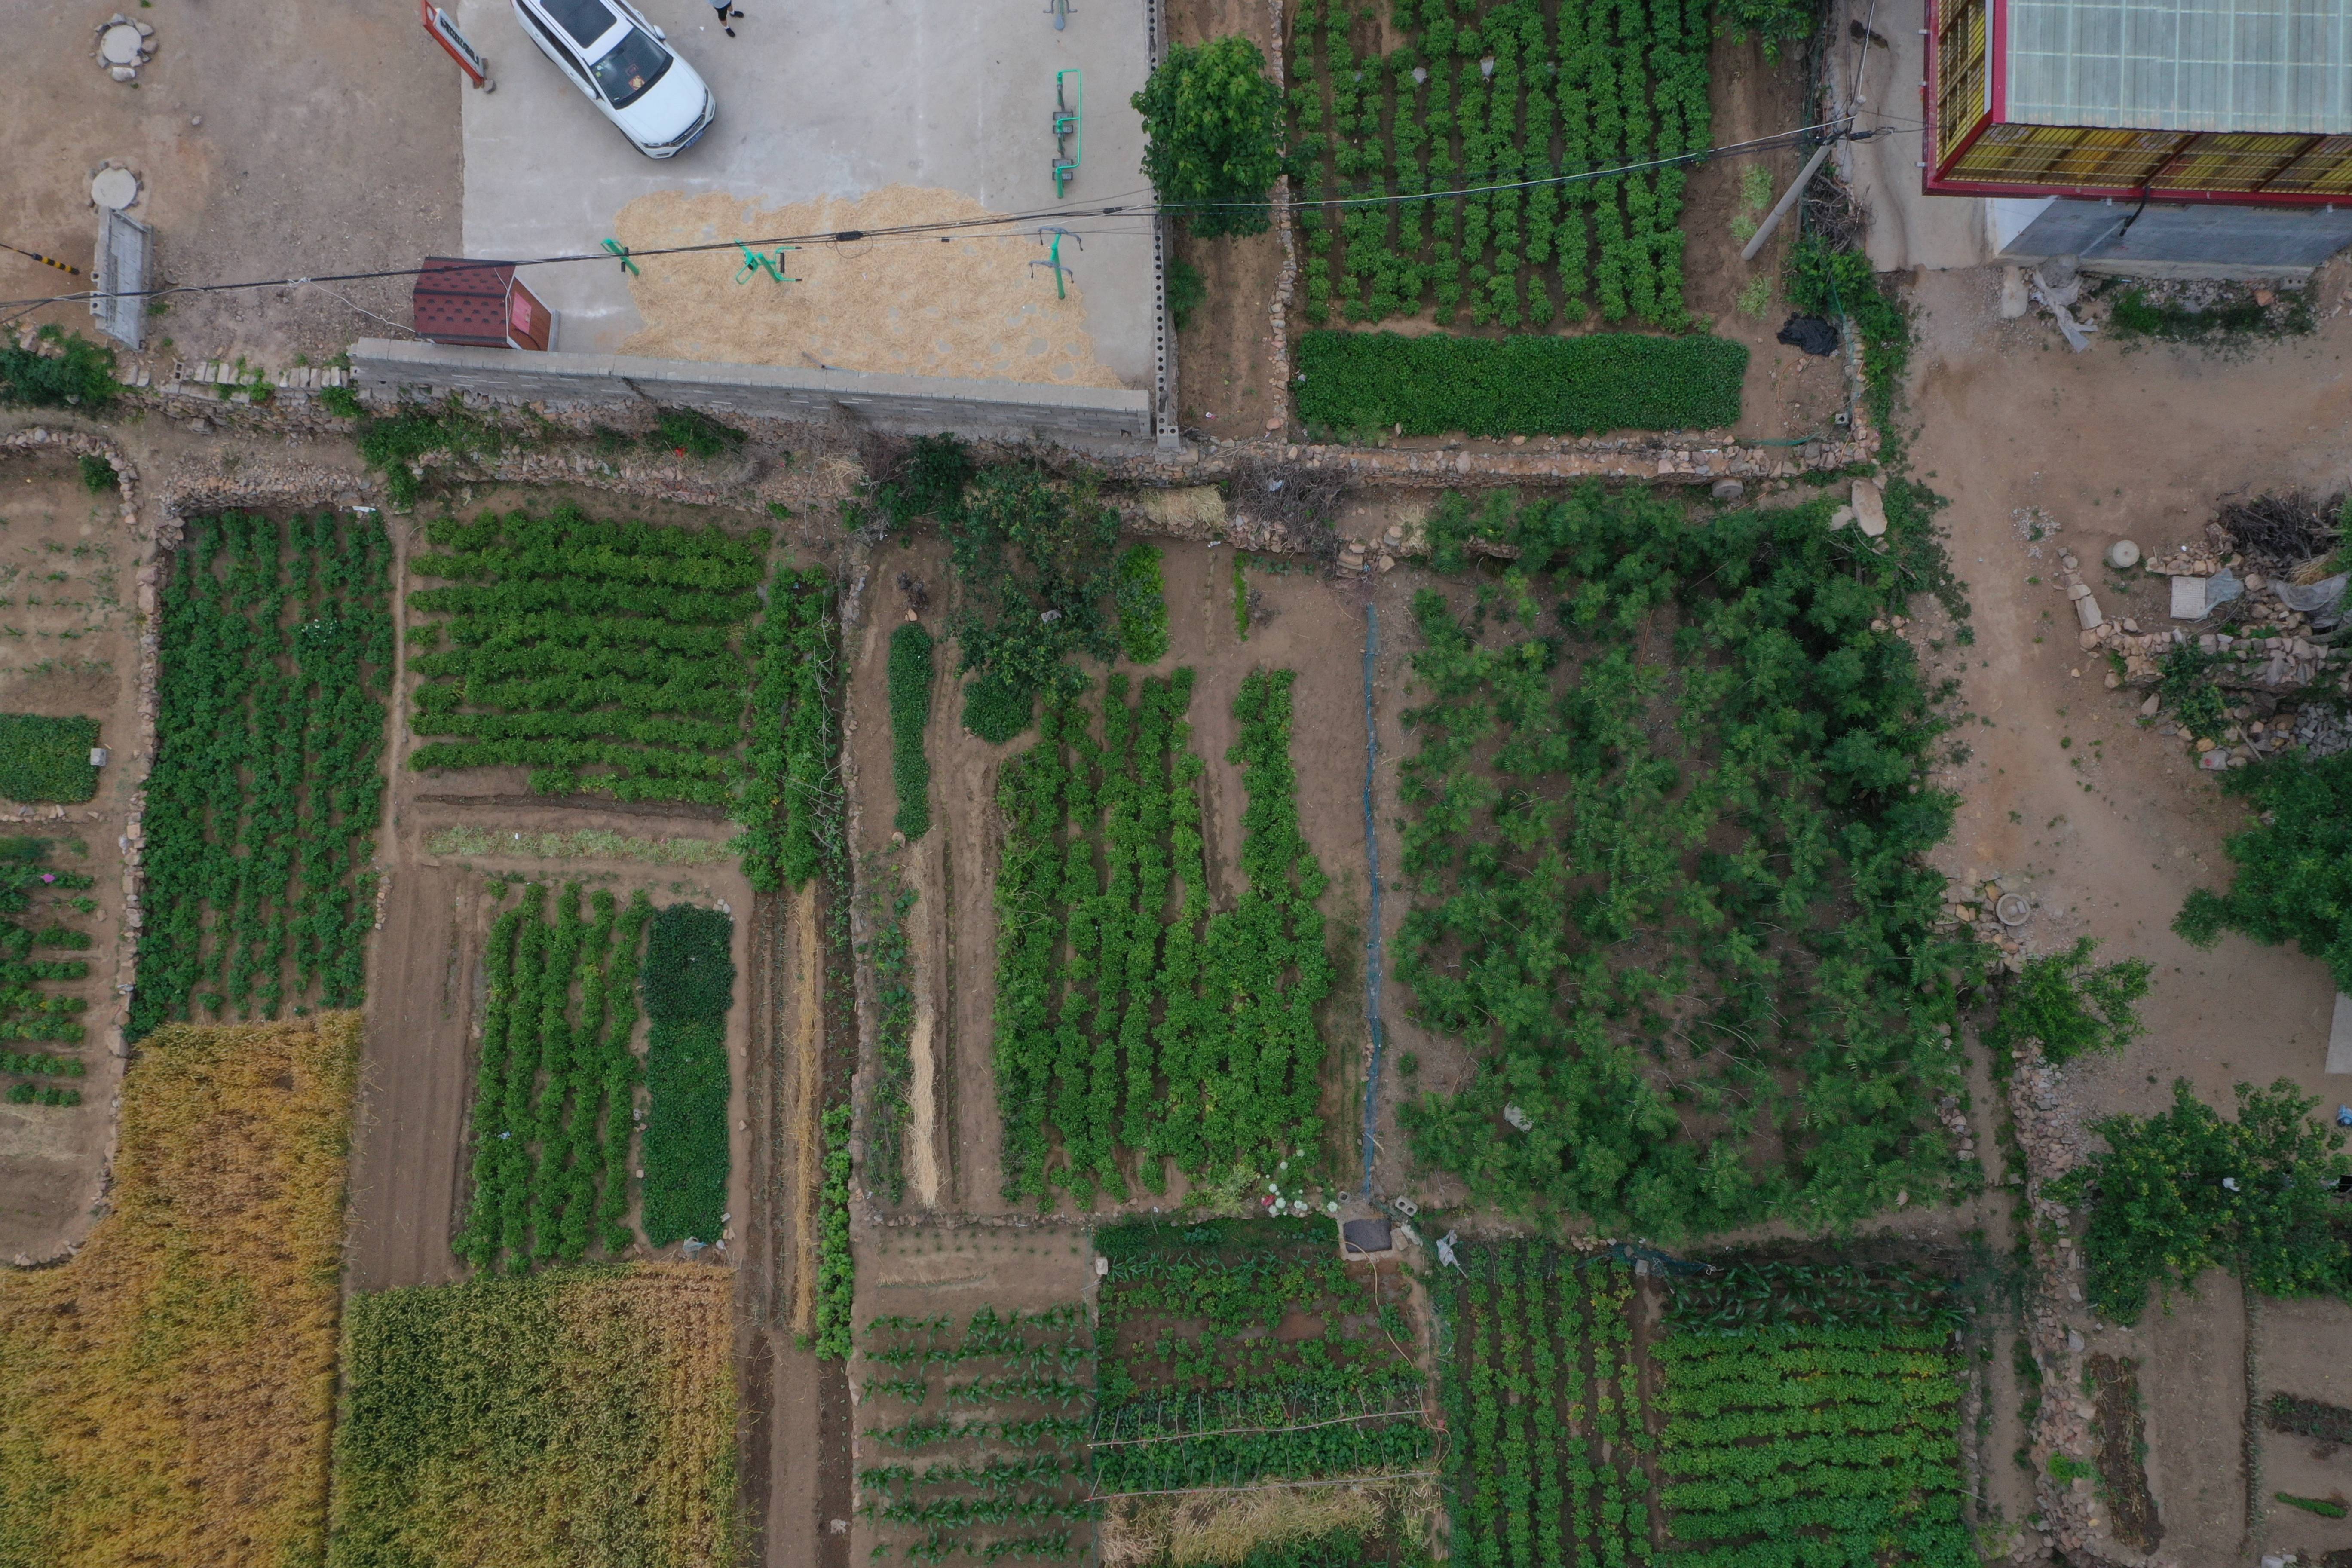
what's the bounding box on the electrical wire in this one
[0,122,1914,318]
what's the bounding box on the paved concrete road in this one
[456,0,1156,381]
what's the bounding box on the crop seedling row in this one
[133,511,391,1034]
[860,1305,1095,1562]
[743,566,841,891]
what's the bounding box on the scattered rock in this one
[1710,478,1745,502]
[1850,479,1888,538]
[2104,539,2140,570]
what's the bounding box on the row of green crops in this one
[1294,330,1746,436]
[407,507,766,805]
[1654,1265,1970,1567]
[1290,0,1711,329]
[1393,484,1977,1240]
[133,511,391,1035]
[0,713,99,802]
[454,884,651,1271]
[642,903,736,1248]
[743,566,840,891]
[993,669,1333,1207]
[1434,1245,1651,1568]
[859,1306,1095,1562]
[814,1101,856,1359]
[864,857,919,1206]
[0,838,93,1054]
[1092,1218,1432,1493]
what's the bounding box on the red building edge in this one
[414,257,556,351]
[1922,0,2352,208]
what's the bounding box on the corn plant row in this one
[858,1308,1094,1563]
[993,670,1332,1207]
[454,884,650,1271]
[742,567,839,891]
[133,511,390,1035]
[1653,1306,1971,1565]
[1289,0,1711,330]
[407,506,766,804]
[1394,486,1976,1239]
[1436,1243,1652,1568]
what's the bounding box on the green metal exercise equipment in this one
[602,238,640,276]
[1052,70,1082,196]
[732,240,803,287]
[1029,227,1081,299]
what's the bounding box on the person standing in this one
[709,0,742,37]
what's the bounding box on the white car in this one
[511,0,714,158]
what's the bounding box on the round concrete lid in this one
[98,23,142,64]
[2105,539,2142,570]
[1996,893,2032,927]
[90,167,138,210]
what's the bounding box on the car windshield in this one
[541,0,616,48]
[589,27,671,107]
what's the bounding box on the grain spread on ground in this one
[612,187,1125,389]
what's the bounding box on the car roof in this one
[531,0,624,52]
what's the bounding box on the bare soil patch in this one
[0,451,146,1263]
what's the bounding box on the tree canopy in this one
[1132,37,1284,239]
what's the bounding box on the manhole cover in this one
[90,167,138,210]
[98,23,142,64]
[1996,893,2032,927]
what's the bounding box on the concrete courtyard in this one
[455,0,1160,390]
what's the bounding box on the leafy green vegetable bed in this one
[1296,329,1745,436]
[0,714,98,802]
[641,903,736,1248]
[1289,0,1712,329]
[1395,484,1975,1239]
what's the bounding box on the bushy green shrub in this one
[812,1102,854,1358]
[78,454,117,494]
[1715,0,1822,59]
[654,407,746,459]
[355,396,504,508]
[2053,1078,2352,1324]
[1989,936,2153,1065]
[1133,37,1284,239]
[888,622,934,839]
[1165,257,1208,331]
[2176,753,2352,989]
[1294,330,1747,436]
[640,902,735,1251]
[1114,544,1169,664]
[944,464,1123,741]
[0,714,99,803]
[0,328,118,410]
[317,384,362,419]
[873,434,976,535]
[962,669,1034,744]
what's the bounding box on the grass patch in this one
[1785,234,1910,431]
[0,713,99,802]
[1294,330,1746,437]
[1166,257,1207,333]
[0,327,119,411]
[0,1014,358,1568]
[328,1264,737,1568]
[2109,283,2314,343]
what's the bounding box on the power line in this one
[0,123,1911,320]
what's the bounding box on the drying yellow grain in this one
[0,1013,361,1568]
[612,187,1125,388]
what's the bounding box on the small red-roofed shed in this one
[413,257,555,351]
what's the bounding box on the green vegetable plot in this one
[407,507,766,805]
[1435,1246,1651,1568]
[1094,1219,1432,1493]
[1395,486,1973,1240]
[1654,1263,1971,1568]
[641,903,736,1249]
[1289,0,1712,329]
[742,566,839,892]
[1295,330,1745,436]
[454,884,650,1271]
[0,839,93,1054]
[993,670,1332,1207]
[0,713,99,803]
[858,1305,1095,1563]
[133,511,392,1035]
